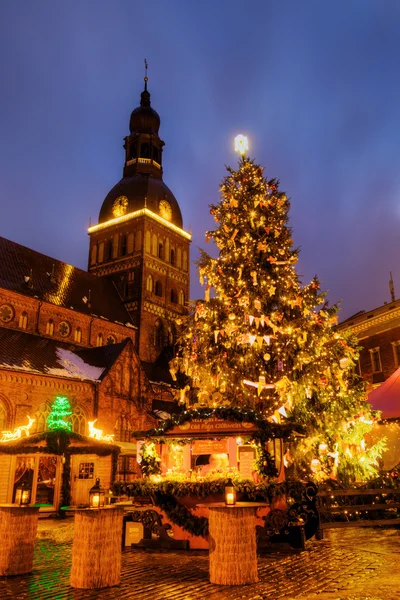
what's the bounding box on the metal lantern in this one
[224,478,236,506]
[15,481,31,506]
[89,478,105,508]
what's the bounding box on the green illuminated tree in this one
[47,396,72,432]
[172,151,385,483]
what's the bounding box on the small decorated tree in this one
[47,396,73,432]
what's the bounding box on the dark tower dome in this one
[129,86,160,134]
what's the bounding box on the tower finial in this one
[144,58,148,91]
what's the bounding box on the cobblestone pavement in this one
[1,522,400,600]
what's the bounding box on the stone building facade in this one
[338,299,400,388]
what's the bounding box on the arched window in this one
[115,414,133,442]
[153,146,160,164]
[113,234,119,258]
[127,233,134,254]
[152,234,157,256]
[155,280,163,297]
[140,143,150,158]
[106,335,116,345]
[183,250,188,271]
[0,397,9,430]
[19,312,28,330]
[170,248,175,266]
[33,402,51,433]
[90,244,97,265]
[177,248,182,268]
[178,290,185,306]
[96,333,103,347]
[115,364,122,394]
[145,231,151,253]
[124,271,135,297]
[165,239,170,262]
[154,319,164,348]
[170,289,178,304]
[74,327,82,343]
[168,323,177,346]
[104,239,112,262]
[146,275,153,293]
[98,242,104,263]
[120,234,128,256]
[71,405,86,435]
[135,230,142,251]
[158,243,163,259]
[46,319,54,336]
[130,141,137,160]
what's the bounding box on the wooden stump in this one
[70,507,124,589]
[0,506,40,576]
[208,506,259,585]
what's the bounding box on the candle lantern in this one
[89,478,105,508]
[224,478,236,506]
[15,481,31,506]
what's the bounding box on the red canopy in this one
[368,366,400,419]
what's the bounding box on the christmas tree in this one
[47,396,73,432]
[172,138,385,483]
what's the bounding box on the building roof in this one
[0,236,133,325]
[368,365,400,419]
[338,299,400,338]
[0,328,131,382]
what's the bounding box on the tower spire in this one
[140,59,151,107]
[144,58,148,91]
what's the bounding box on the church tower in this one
[88,75,191,366]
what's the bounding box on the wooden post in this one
[70,507,124,589]
[208,504,260,585]
[0,505,40,576]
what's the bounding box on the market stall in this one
[113,407,318,550]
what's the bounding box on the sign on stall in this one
[192,439,229,455]
[238,446,256,478]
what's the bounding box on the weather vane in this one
[234,134,249,155]
[144,58,148,83]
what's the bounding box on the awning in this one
[116,441,137,456]
[368,365,400,419]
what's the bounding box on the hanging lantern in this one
[15,481,31,506]
[224,478,236,506]
[89,478,105,508]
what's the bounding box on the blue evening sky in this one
[0,1,399,319]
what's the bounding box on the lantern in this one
[15,481,31,506]
[224,478,236,506]
[89,478,105,508]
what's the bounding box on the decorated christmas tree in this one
[172,137,385,483]
[47,396,73,432]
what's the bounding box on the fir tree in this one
[47,396,73,431]
[172,150,385,483]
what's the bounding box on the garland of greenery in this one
[112,478,306,538]
[133,406,303,441]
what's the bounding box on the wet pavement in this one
[1,521,400,600]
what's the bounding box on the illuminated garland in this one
[133,406,302,440]
[112,478,307,538]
